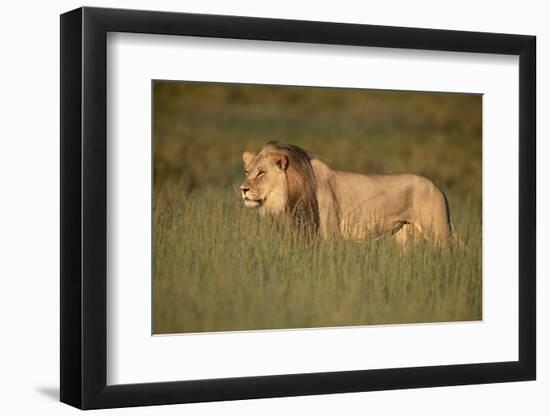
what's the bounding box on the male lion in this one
[240,141,455,246]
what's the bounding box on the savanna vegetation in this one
[153,82,482,334]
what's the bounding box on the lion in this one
[240,141,456,246]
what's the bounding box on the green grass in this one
[152,82,482,334]
[153,187,481,334]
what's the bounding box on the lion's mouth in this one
[244,197,263,208]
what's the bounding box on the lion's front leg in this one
[316,183,341,240]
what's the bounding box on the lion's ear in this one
[270,152,289,171]
[242,151,255,166]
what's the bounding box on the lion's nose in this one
[240,185,249,194]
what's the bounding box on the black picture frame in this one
[60,6,536,410]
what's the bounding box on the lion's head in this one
[240,141,319,228]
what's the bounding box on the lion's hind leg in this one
[392,222,422,247]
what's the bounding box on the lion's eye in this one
[257,171,265,178]
[244,170,249,175]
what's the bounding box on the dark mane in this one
[265,140,316,161]
[265,141,320,231]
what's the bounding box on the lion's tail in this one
[442,189,468,251]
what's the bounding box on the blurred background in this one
[154,82,482,209]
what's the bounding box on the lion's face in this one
[240,150,289,215]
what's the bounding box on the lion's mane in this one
[265,141,320,229]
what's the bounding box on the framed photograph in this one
[60,6,536,409]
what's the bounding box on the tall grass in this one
[153,82,482,334]
[153,188,481,334]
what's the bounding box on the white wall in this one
[0,0,546,415]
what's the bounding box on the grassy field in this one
[153,82,482,334]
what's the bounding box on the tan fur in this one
[240,142,454,246]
